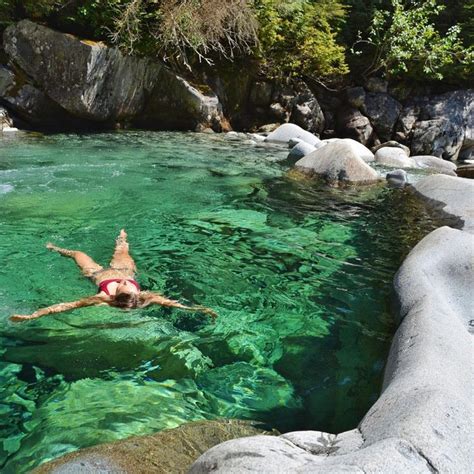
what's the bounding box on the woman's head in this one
[111,280,140,309]
[112,291,139,309]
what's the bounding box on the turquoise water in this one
[0,131,436,472]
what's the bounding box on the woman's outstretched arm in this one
[10,295,108,322]
[139,292,217,319]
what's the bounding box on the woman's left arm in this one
[139,292,217,319]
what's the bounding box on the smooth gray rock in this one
[412,175,474,232]
[281,429,363,457]
[295,140,379,185]
[413,155,457,176]
[265,123,321,146]
[360,227,474,472]
[3,20,223,130]
[288,141,317,161]
[373,141,410,156]
[386,169,408,187]
[362,92,402,142]
[375,147,416,168]
[189,435,316,473]
[324,138,375,163]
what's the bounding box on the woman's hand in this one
[10,314,36,322]
[192,306,218,319]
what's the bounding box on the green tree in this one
[353,0,473,82]
[254,0,349,83]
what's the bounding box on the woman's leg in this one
[109,229,137,274]
[47,243,103,277]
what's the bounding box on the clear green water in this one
[0,131,436,472]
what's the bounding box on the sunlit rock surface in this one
[2,20,223,130]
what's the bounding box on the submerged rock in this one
[32,420,271,474]
[386,169,408,188]
[190,225,474,473]
[294,140,379,185]
[2,20,223,131]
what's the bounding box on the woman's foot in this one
[46,243,75,257]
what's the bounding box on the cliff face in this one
[0,20,224,131]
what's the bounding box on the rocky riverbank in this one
[0,20,472,165]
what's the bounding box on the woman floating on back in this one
[10,229,217,321]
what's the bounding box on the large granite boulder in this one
[413,155,457,176]
[265,123,321,146]
[412,174,474,232]
[396,90,473,160]
[325,138,375,162]
[2,20,223,130]
[375,147,416,169]
[373,140,410,156]
[294,140,379,185]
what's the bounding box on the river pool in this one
[0,131,436,472]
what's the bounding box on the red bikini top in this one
[98,279,141,295]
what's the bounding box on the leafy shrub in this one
[353,0,473,82]
[254,0,349,82]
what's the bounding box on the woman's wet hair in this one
[112,291,139,309]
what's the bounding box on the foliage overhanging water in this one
[0,131,437,472]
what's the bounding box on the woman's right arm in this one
[10,295,108,322]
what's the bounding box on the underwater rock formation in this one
[189,175,474,472]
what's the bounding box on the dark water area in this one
[0,131,437,472]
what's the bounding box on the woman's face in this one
[115,279,138,295]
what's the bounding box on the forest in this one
[0,0,472,87]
